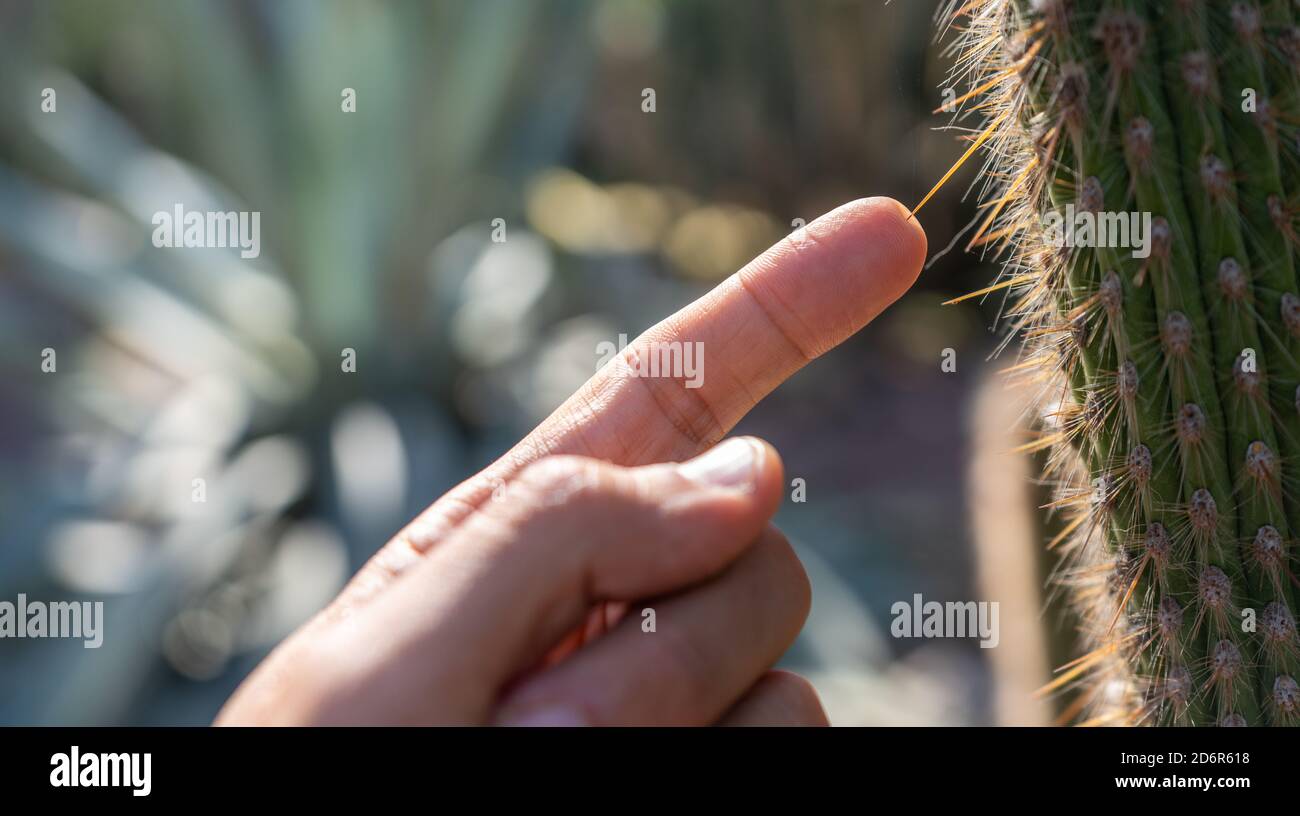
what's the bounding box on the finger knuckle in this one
[761,668,815,700]
[760,670,828,725]
[624,353,727,449]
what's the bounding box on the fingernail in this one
[678,437,761,490]
[502,706,589,727]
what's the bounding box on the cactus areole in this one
[941,0,1300,724]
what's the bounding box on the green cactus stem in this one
[940,0,1300,724]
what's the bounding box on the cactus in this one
[938,0,1300,724]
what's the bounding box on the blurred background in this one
[0,0,1065,725]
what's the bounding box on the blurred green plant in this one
[0,0,597,724]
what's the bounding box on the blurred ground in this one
[0,0,1048,725]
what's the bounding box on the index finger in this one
[534,195,927,464]
[350,196,925,598]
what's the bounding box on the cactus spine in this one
[942,0,1300,724]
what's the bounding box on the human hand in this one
[216,197,926,726]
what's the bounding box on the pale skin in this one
[216,197,927,726]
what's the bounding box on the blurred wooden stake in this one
[968,370,1053,726]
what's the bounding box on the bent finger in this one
[350,197,925,604]
[495,526,811,726]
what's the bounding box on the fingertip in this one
[722,670,830,727]
[660,436,782,559]
[742,196,929,361]
[872,196,928,259]
[844,196,927,304]
[674,435,783,518]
